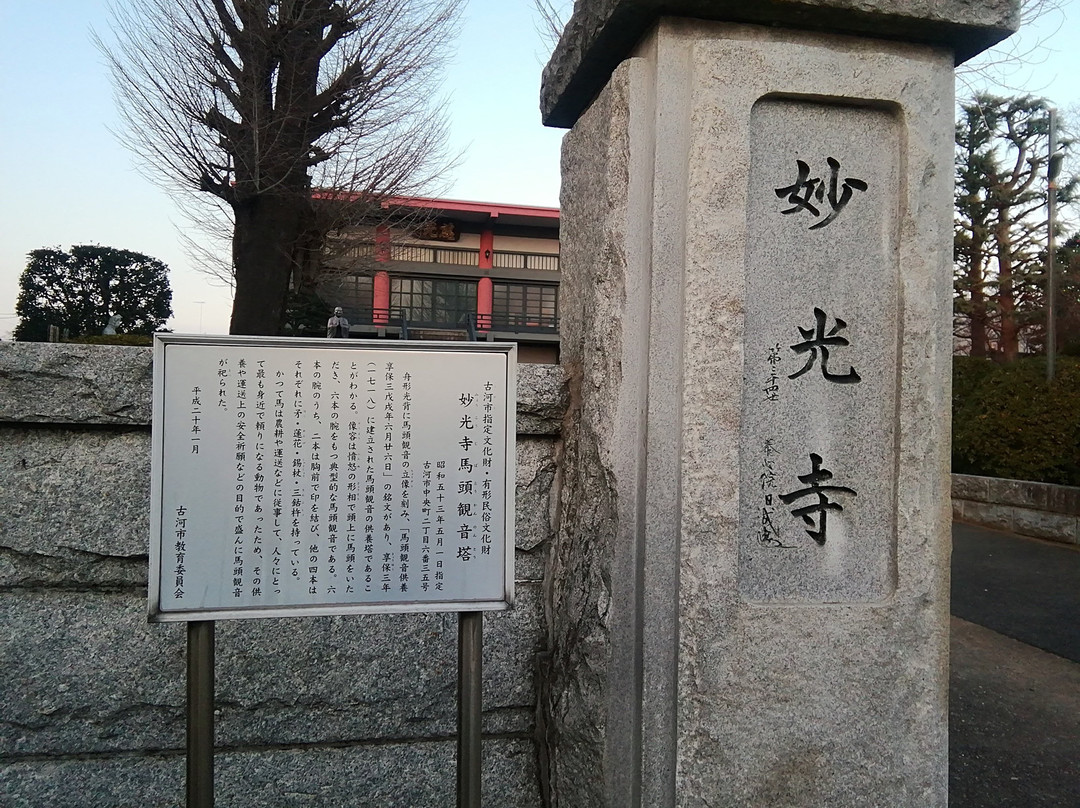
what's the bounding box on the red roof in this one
[313,191,559,226]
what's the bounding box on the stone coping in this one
[952,473,1080,516]
[0,343,567,435]
[952,473,1080,546]
[541,0,1019,127]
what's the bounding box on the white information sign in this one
[149,335,516,621]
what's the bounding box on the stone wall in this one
[952,473,1080,546]
[0,343,566,808]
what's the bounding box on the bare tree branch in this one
[532,0,571,54]
[96,0,464,335]
[957,0,1066,96]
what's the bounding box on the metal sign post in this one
[149,335,516,805]
[187,620,215,808]
[457,611,483,807]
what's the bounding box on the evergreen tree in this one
[954,94,1077,360]
[14,245,173,341]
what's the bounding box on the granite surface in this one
[0,428,558,587]
[0,342,564,805]
[0,737,541,808]
[0,343,565,435]
[539,53,651,808]
[0,343,153,425]
[547,18,955,807]
[541,0,1019,127]
[739,98,899,602]
[0,586,542,756]
[675,23,954,806]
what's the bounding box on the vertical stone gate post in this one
[540,2,1017,806]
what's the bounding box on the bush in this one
[65,334,155,347]
[953,356,1080,485]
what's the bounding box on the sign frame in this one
[149,334,517,623]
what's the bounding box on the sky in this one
[1,0,1078,339]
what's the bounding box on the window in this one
[491,283,558,330]
[391,276,477,326]
[318,273,373,321]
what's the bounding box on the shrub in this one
[65,334,155,347]
[953,356,1080,485]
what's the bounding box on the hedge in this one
[953,355,1080,485]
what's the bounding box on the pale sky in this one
[1,1,1077,339]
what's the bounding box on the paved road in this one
[950,522,1080,807]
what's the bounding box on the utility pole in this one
[1047,107,1061,382]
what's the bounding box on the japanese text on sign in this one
[149,336,516,621]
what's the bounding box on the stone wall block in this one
[516,364,567,435]
[1,591,185,757]
[959,501,1014,533]
[0,428,151,566]
[1046,483,1080,516]
[0,342,563,805]
[0,736,541,808]
[212,582,542,747]
[951,473,991,503]
[1010,508,1076,543]
[0,344,154,426]
[1,429,555,588]
[990,477,1049,510]
[2,585,543,757]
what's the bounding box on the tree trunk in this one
[230,194,310,336]
[996,217,1019,362]
[968,238,989,357]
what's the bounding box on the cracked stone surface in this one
[516,363,567,435]
[0,428,152,569]
[0,343,154,426]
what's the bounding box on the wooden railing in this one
[335,307,559,334]
[340,242,559,272]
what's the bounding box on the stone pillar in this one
[540,3,1017,807]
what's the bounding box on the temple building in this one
[316,196,560,364]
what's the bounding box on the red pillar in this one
[374,270,390,325]
[479,229,494,269]
[477,277,493,332]
[373,224,391,324]
[477,228,495,331]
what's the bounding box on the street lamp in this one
[1046,108,1062,381]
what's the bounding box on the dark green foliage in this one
[66,334,155,346]
[953,356,1080,484]
[14,245,172,341]
[283,288,331,335]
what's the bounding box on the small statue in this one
[103,314,122,335]
[326,306,350,338]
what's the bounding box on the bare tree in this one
[532,0,571,52]
[100,0,463,335]
[957,0,1066,93]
